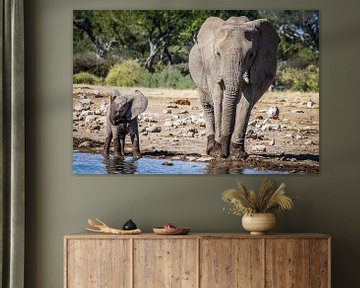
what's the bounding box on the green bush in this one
[73,72,102,85]
[73,52,116,78]
[105,60,146,87]
[276,65,319,92]
[140,66,196,89]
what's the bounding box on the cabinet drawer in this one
[65,239,131,288]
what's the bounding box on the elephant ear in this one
[196,17,225,81]
[249,19,280,98]
[127,90,148,120]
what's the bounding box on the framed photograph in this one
[72,10,319,175]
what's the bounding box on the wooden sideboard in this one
[64,233,330,288]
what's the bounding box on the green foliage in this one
[73,52,117,78]
[277,65,319,92]
[105,60,146,87]
[74,10,319,92]
[140,66,196,89]
[73,72,102,85]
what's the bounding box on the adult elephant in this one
[189,16,279,159]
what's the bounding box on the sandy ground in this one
[73,84,319,173]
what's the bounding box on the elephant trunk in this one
[221,64,250,157]
[221,86,239,158]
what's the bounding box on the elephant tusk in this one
[242,71,250,84]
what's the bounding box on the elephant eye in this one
[248,52,254,59]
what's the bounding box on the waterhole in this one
[73,152,289,175]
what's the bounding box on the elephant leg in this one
[119,136,125,156]
[198,89,217,155]
[110,125,123,158]
[230,94,253,159]
[210,85,223,158]
[129,118,141,160]
[103,124,113,156]
[113,137,123,158]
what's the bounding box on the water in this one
[73,152,289,175]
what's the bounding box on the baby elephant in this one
[103,89,148,159]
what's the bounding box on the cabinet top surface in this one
[64,232,330,240]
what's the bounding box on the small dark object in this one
[123,219,137,230]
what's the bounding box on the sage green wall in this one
[25,0,360,287]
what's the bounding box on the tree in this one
[259,10,319,61]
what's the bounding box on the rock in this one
[292,109,304,113]
[163,109,172,114]
[304,140,314,145]
[179,110,189,114]
[197,156,213,162]
[246,129,264,140]
[139,113,158,123]
[269,139,275,146]
[270,124,281,131]
[173,119,187,127]
[96,116,106,124]
[252,145,267,152]
[256,115,264,120]
[164,121,173,127]
[267,107,279,118]
[186,131,195,137]
[85,115,98,125]
[98,102,108,115]
[260,124,271,132]
[295,134,303,140]
[142,131,148,136]
[162,160,174,166]
[188,127,198,134]
[167,105,178,109]
[248,120,257,127]
[91,125,101,131]
[186,156,197,161]
[307,100,316,108]
[172,156,183,160]
[196,118,206,127]
[80,99,92,106]
[148,126,161,133]
[175,99,191,105]
[74,104,85,111]
[79,141,92,148]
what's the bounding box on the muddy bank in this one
[73,84,319,174]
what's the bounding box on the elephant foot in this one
[114,152,124,159]
[209,141,222,158]
[102,148,110,157]
[206,135,215,155]
[221,135,231,158]
[132,150,141,160]
[229,142,249,160]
